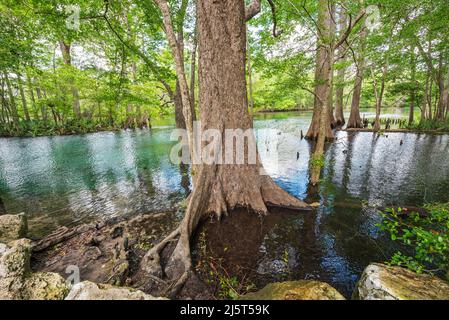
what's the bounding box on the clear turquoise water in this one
[1,109,448,296]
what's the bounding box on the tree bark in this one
[3,72,19,127]
[139,0,309,296]
[35,87,48,123]
[26,72,38,120]
[309,0,334,184]
[247,35,255,114]
[155,0,195,161]
[190,10,198,121]
[174,81,186,129]
[416,40,448,121]
[334,7,347,127]
[59,41,82,119]
[409,45,416,125]
[371,64,387,132]
[347,27,366,128]
[17,74,30,122]
[305,0,334,141]
[327,1,336,128]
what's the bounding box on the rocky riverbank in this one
[1,212,449,300]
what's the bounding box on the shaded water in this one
[1,108,448,297]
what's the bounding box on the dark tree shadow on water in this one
[191,207,321,298]
[0,196,6,214]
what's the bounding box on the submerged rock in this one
[0,239,69,300]
[65,281,166,300]
[353,263,449,300]
[0,213,28,243]
[240,280,345,300]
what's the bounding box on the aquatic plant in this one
[378,203,449,280]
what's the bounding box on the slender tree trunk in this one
[190,12,198,121]
[327,1,336,128]
[416,39,448,121]
[247,34,255,114]
[409,45,416,125]
[59,41,81,119]
[36,87,47,123]
[0,83,8,125]
[443,68,449,119]
[334,7,347,127]
[309,0,334,185]
[435,54,448,120]
[427,75,433,120]
[305,0,334,141]
[371,64,387,132]
[139,0,309,296]
[174,81,187,129]
[155,0,195,161]
[26,73,38,120]
[422,68,431,122]
[17,74,30,122]
[3,72,19,127]
[347,27,366,128]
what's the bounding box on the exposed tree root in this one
[138,164,311,298]
[33,223,97,252]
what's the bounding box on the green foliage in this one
[0,0,181,137]
[310,154,326,169]
[196,230,256,300]
[378,204,449,279]
[407,119,449,132]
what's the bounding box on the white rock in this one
[0,239,69,300]
[353,263,449,300]
[65,281,167,300]
[0,213,28,243]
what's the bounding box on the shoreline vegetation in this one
[2,115,448,138]
[0,116,160,138]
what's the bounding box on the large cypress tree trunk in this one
[139,0,309,296]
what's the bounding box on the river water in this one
[1,109,448,296]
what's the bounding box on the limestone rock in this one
[23,272,70,300]
[353,263,449,300]
[240,280,345,300]
[65,281,167,300]
[0,239,32,299]
[0,239,69,300]
[0,213,28,243]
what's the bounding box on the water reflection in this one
[0,129,187,237]
[0,110,448,296]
